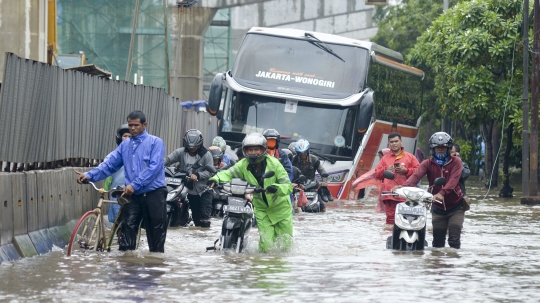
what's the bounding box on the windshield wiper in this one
[304,32,345,62]
[310,151,337,165]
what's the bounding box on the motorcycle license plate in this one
[223,205,252,214]
[397,204,424,216]
[165,177,182,185]
[305,192,317,198]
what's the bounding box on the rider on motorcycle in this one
[212,136,235,166]
[291,139,332,211]
[208,145,229,171]
[400,132,465,249]
[208,133,293,252]
[164,129,214,228]
[262,129,293,181]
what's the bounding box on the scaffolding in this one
[202,8,232,98]
[56,0,171,90]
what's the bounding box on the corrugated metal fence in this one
[0,53,218,260]
[0,53,218,165]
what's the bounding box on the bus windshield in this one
[220,92,356,158]
[231,33,369,99]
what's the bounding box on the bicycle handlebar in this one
[84,180,112,194]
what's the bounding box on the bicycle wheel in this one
[67,211,102,256]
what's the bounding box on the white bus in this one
[207,27,424,200]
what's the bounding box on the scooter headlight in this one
[325,170,349,183]
[395,214,426,230]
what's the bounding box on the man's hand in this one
[320,182,328,187]
[75,170,88,184]
[387,165,396,172]
[394,165,407,174]
[124,184,135,196]
[299,184,305,190]
[189,174,198,181]
[266,185,278,194]
[207,180,217,188]
[433,193,444,203]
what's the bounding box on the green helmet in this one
[212,136,226,152]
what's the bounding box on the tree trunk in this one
[499,123,514,197]
[482,120,495,188]
[491,122,502,188]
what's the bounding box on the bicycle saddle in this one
[111,187,131,206]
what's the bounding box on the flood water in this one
[1,178,539,302]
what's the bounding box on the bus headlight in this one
[327,171,349,183]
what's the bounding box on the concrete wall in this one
[0,0,47,83]
[0,168,102,262]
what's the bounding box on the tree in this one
[372,0,459,154]
[409,0,525,190]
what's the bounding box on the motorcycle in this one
[164,166,190,227]
[296,173,329,213]
[165,164,216,227]
[382,170,445,251]
[211,180,228,217]
[207,170,275,253]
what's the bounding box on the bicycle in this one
[66,181,141,256]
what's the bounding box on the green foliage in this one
[409,0,524,129]
[454,138,472,164]
[372,0,459,125]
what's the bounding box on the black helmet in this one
[183,129,204,149]
[242,133,268,164]
[116,124,130,145]
[429,132,453,156]
[262,129,281,147]
[208,146,223,159]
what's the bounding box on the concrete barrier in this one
[38,229,55,251]
[25,171,39,233]
[35,171,50,230]
[28,231,50,255]
[0,174,13,246]
[13,234,38,258]
[0,168,108,260]
[11,173,27,236]
[0,244,20,262]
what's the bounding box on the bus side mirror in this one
[356,90,374,135]
[207,72,225,116]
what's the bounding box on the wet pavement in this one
[0,178,539,302]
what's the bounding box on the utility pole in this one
[531,0,539,196]
[125,0,141,81]
[441,0,449,132]
[163,0,171,92]
[523,0,530,198]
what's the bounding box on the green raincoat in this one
[210,155,293,252]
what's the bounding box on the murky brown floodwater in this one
[1,178,539,302]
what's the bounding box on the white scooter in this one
[382,171,445,251]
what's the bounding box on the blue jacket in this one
[86,130,166,195]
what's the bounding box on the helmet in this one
[429,132,453,149]
[183,129,204,149]
[281,148,293,161]
[242,133,268,164]
[262,129,281,147]
[429,132,453,157]
[295,139,310,154]
[116,124,130,145]
[288,142,297,155]
[208,146,223,159]
[211,136,226,152]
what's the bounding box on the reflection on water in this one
[1,179,539,302]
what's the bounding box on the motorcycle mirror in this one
[297,175,307,183]
[263,171,275,178]
[383,170,395,180]
[320,173,329,178]
[434,177,446,186]
[205,165,217,174]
